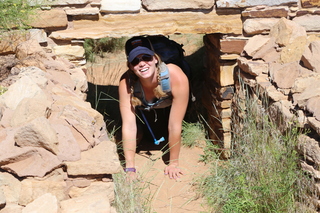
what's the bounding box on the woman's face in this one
[129,54,158,80]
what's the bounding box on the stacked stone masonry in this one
[1,0,320,212]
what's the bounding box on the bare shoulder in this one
[166,63,188,84]
[119,71,131,94]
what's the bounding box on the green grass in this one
[0,0,38,31]
[84,37,128,62]
[0,86,7,95]
[196,84,316,213]
[181,121,206,148]
[112,171,151,213]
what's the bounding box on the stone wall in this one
[0,40,121,212]
[1,0,320,211]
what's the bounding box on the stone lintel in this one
[50,12,242,40]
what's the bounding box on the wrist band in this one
[124,168,136,173]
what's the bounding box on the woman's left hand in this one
[164,164,184,180]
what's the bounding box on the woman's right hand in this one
[126,171,138,182]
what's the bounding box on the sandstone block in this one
[54,96,105,135]
[269,62,300,89]
[300,161,320,179]
[15,116,59,155]
[19,67,49,89]
[306,97,320,121]
[223,132,232,149]
[0,144,38,168]
[221,54,240,60]
[60,193,111,213]
[301,0,320,7]
[69,178,91,188]
[221,108,232,119]
[291,73,320,94]
[69,182,114,202]
[65,8,99,16]
[65,140,121,176]
[242,6,289,18]
[22,193,58,213]
[268,100,295,131]
[46,70,75,92]
[0,189,5,209]
[46,0,90,5]
[59,104,96,141]
[293,14,320,32]
[11,98,52,127]
[218,61,236,87]
[142,0,214,11]
[53,44,85,61]
[68,123,92,151]
[220,100,232,109]
[51,123,81,162]
[237,70,257,88]
[301,41,320,73]
[265,84,287,102]
[269,18,307,63]
[217,86,234,100]
[101,0,141,13]
[220,132,232,159]
[216,0,298,8]
[0,203,23,213]
[69,67,88,94]
[298,135,320,166]
[308,117,320,135]
[19,174,67,206]
[15,39,47,60]
[237,57,268,76]
[243,35,271,57]
[27,29,47,44]
[251,37,280,63]
[256,74,287,102]
[220,38,248,54]
[295,85,320,108]
[243,18,280,35]
[279,38,307,64]
[30,9,68,29]
[221,118,231,132]
[0,76,47,110]
[50,12,242,40]
[1,148,62,178]
[0,172,21,204]
[212,98,232,110]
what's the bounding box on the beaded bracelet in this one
[124,168,136,173]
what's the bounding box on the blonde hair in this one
[128,54,167,108]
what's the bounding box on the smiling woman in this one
[118,36,189,181]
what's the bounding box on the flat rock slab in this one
[50,12,242,40]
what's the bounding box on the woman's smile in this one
[139,67,149,72]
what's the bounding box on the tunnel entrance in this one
[84,33,226,156]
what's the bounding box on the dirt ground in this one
[134,144,210,213]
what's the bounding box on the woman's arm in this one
[118,75,137,170]
[165,64,189,179]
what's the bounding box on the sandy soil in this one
[134,144,210,213]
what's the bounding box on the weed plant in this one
[112,171,150,213]
[182,121,206,148]
[0,86,7,95]
[84,37,128,62]
[197,84,316,213]
[112,143,171,213]
[0,0,37,31]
